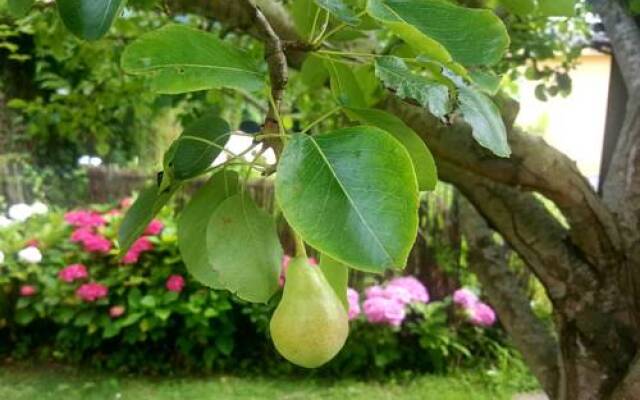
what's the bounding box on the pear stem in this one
[293,231,307,258]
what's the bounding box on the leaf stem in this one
[315,10,367,44]
[293,231,308,258]
[301,107,342,134]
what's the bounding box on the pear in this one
[270,256,349,368]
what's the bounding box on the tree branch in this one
[384,97,622,272]
[459,197,560,397]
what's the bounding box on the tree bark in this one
[160,1,640,398]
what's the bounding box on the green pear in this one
[270,256,349,368]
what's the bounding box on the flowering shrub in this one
[0,200,505,375]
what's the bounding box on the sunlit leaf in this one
[315,0,361,25]
[375,56,450,119]
[325,59,368,108]
[276,127,419,272]
[121,24,265,94]
[538,0,575,16]
[7,0,34,18]
[344,107,437,191]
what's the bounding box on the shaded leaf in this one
[325,59,368,108]
[57,0,125,40]
[169,114,231,180]
[7,0,34,18]
[206,193,283,303]
[344,107,437,191]
[178,171,240,289]
[121,24,265,94]
[118,183,179,252]
[458,85,511,157]
[300,54,329,89]
[275,128,419,272]
[375,56,450,119]
[498,0,537,16]
[538,0,575,16]
[469,70,502,96]
[315,0,361,25]
[319,254,349,310]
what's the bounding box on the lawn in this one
[0,364,534,400]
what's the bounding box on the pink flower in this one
[58,263,89,283]
[144,219,164,236]
[70,229,112,254]
[122,237,154,264]
[76,283,109,302]
[468,302,496,327]
[64,210,106,228]
[388,276,429,303]
[347,288,361,320]
[109,305,126,318]
[453,288,479,308]
[363,296,406,327]
[120,197,133,208]
[365,284,412,305]
[279,255,318,286]
[166,274,185,293]
[19,285,37,297]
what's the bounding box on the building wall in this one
[515,52,611,185]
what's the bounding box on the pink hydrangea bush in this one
[361,276,430,327]
[452,287,497,327]
[166,274,186,293]
[122,237,154,264]
[76,282,109,302]
[19,285,37,297]
[347,288,361,320]
[58,263,89,282]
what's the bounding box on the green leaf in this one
[498,0,537,16]
[178,170,240,289]
[14,308,35,325]
[57,0,126,41]
[368,0,509,66]
[103,323,122,339]
[325,59,368,108]
[315,0,361,25]
[458,86,511,158]
[121,24,265,94]
[169,114,231,180]
[119,183,179,252]
[7,0,34,18]
[300,54,329,89]
[469,70,502,96]
[275,128,419,272]
[292,0,321,38]
[344,107,437,191]
[538,0,575,16]
[140,295,156,308]
[206,193,283,303]
[319,254,349,310]
[375,56,450,119]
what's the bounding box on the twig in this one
[240,0,289,156]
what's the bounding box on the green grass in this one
[0,364,531,400]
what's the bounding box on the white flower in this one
[78,155,91,166]
[89,157,103,167]
[18,246,42,264]
[0,215,13,228]
[30,201,48,215]
[8,203,34,222]
[0,251,4,264]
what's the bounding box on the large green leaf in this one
[57,0,125,41]
[315,0,361,25]
[291,0,321,38]
[119,183,179,252]
[368,0,509,66]
[178,171,239,289]
[275,128,419,272]
[538,0,575,16]
[168,114,231,180]
[7,0,34,18]
[206,193,283,303]
[375,56,450,119]
[498,0,537,16]
[344,107,437,191]
[121,24,265,94]
[319,254,349,310]
[458,86,511,158]
[325,59,368,108]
